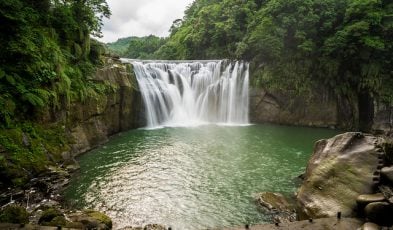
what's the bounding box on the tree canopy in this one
[0,0,111,126]
[154,0,393,130]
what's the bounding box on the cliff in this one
[0,60,144,191]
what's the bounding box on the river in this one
[64,124,337,229]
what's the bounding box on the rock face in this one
[372,105,393,135]
[249,88,342,128]
[257,192,292,212]
[36,62,144,159]
[296,132,383,219]
[257,192,296,223]
[64,64,144,155]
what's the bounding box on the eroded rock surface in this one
[296,132,383,219]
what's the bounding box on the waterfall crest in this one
[125,60,249,128]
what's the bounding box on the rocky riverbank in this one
[256,132,393,229]
[0,58,144,229]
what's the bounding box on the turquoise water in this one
[63,124,338,229]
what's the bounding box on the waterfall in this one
[125,60,249,128]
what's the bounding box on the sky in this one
[99,0,195,43]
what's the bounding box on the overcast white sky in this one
[99,0,195,43]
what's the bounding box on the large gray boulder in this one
[296,132,383,219]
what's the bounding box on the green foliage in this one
[106,37,136,55]
[0,122,70,187]
[124,35,167,59]
[159,0,393,107]
[0,205,29,224]
[39,208,64,224]
[107,36,167,59]
[0,0,111,127]
[155,0,259,59]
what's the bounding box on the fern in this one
[22,92,45,107]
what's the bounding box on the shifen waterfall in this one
[125,60,249,128]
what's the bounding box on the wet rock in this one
[381,166,393,183]
[119,224,167,230]
[361,222,381,230]
[65,163,80,172]
[257,192,296,223]
[68,210,112,230]
[143,224,167,230]
[257,192,292,212]
[38,208,64,224]
[364,202,393,226]
[356,193,385,207]
[296,133,383,219]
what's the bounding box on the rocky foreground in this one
[257,132,393,229]
[2,132,393,229]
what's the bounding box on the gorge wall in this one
[250,87,393,134]
[38,59,144,158]
[67,61,144,155]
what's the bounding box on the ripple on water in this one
[64,124,338,229]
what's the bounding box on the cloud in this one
[99,0,194,43]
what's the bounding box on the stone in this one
[257,192,292,212]
[68,210,112,230]
[361,222,381,230]
[22,133,30,147]
[249,87,339,128]
[357,193,385,207]
[296,132,383,219]
[257,192,296,223]
[364,202,393,226]
[381,166,393,183]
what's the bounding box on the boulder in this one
[361,222,381,230]
[68,210,112,230]
[257,192,296,223]
[257,192,292,212]
[356,193,385,207]
[296,132,383,219]
[381,166,393,183]
[364,202,393,226]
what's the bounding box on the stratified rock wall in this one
[68,63,144,155]
[249,88,341,129]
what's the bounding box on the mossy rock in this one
[0,205,29,224]
[41,216,67,227]
[84,210,112,229]
[38,208,64,224]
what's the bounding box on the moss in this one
[38,208,64,224]
[84,209,112,229]
[0,121,71,188]
[42,216,68,227]
[0,205,29,224]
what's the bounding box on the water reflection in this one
[64,124,338,229]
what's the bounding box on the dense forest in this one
[108,35,166,59]
[112,0,393,130]
[0,0,111,126]
[0,0,112,187]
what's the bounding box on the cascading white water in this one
[125,60,249,128]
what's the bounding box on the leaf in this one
[5,74,16,85]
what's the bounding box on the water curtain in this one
[128,60,249,128]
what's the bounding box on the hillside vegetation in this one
[0,0,112,187]
[150,0,393,130]
[107,35,166,59]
